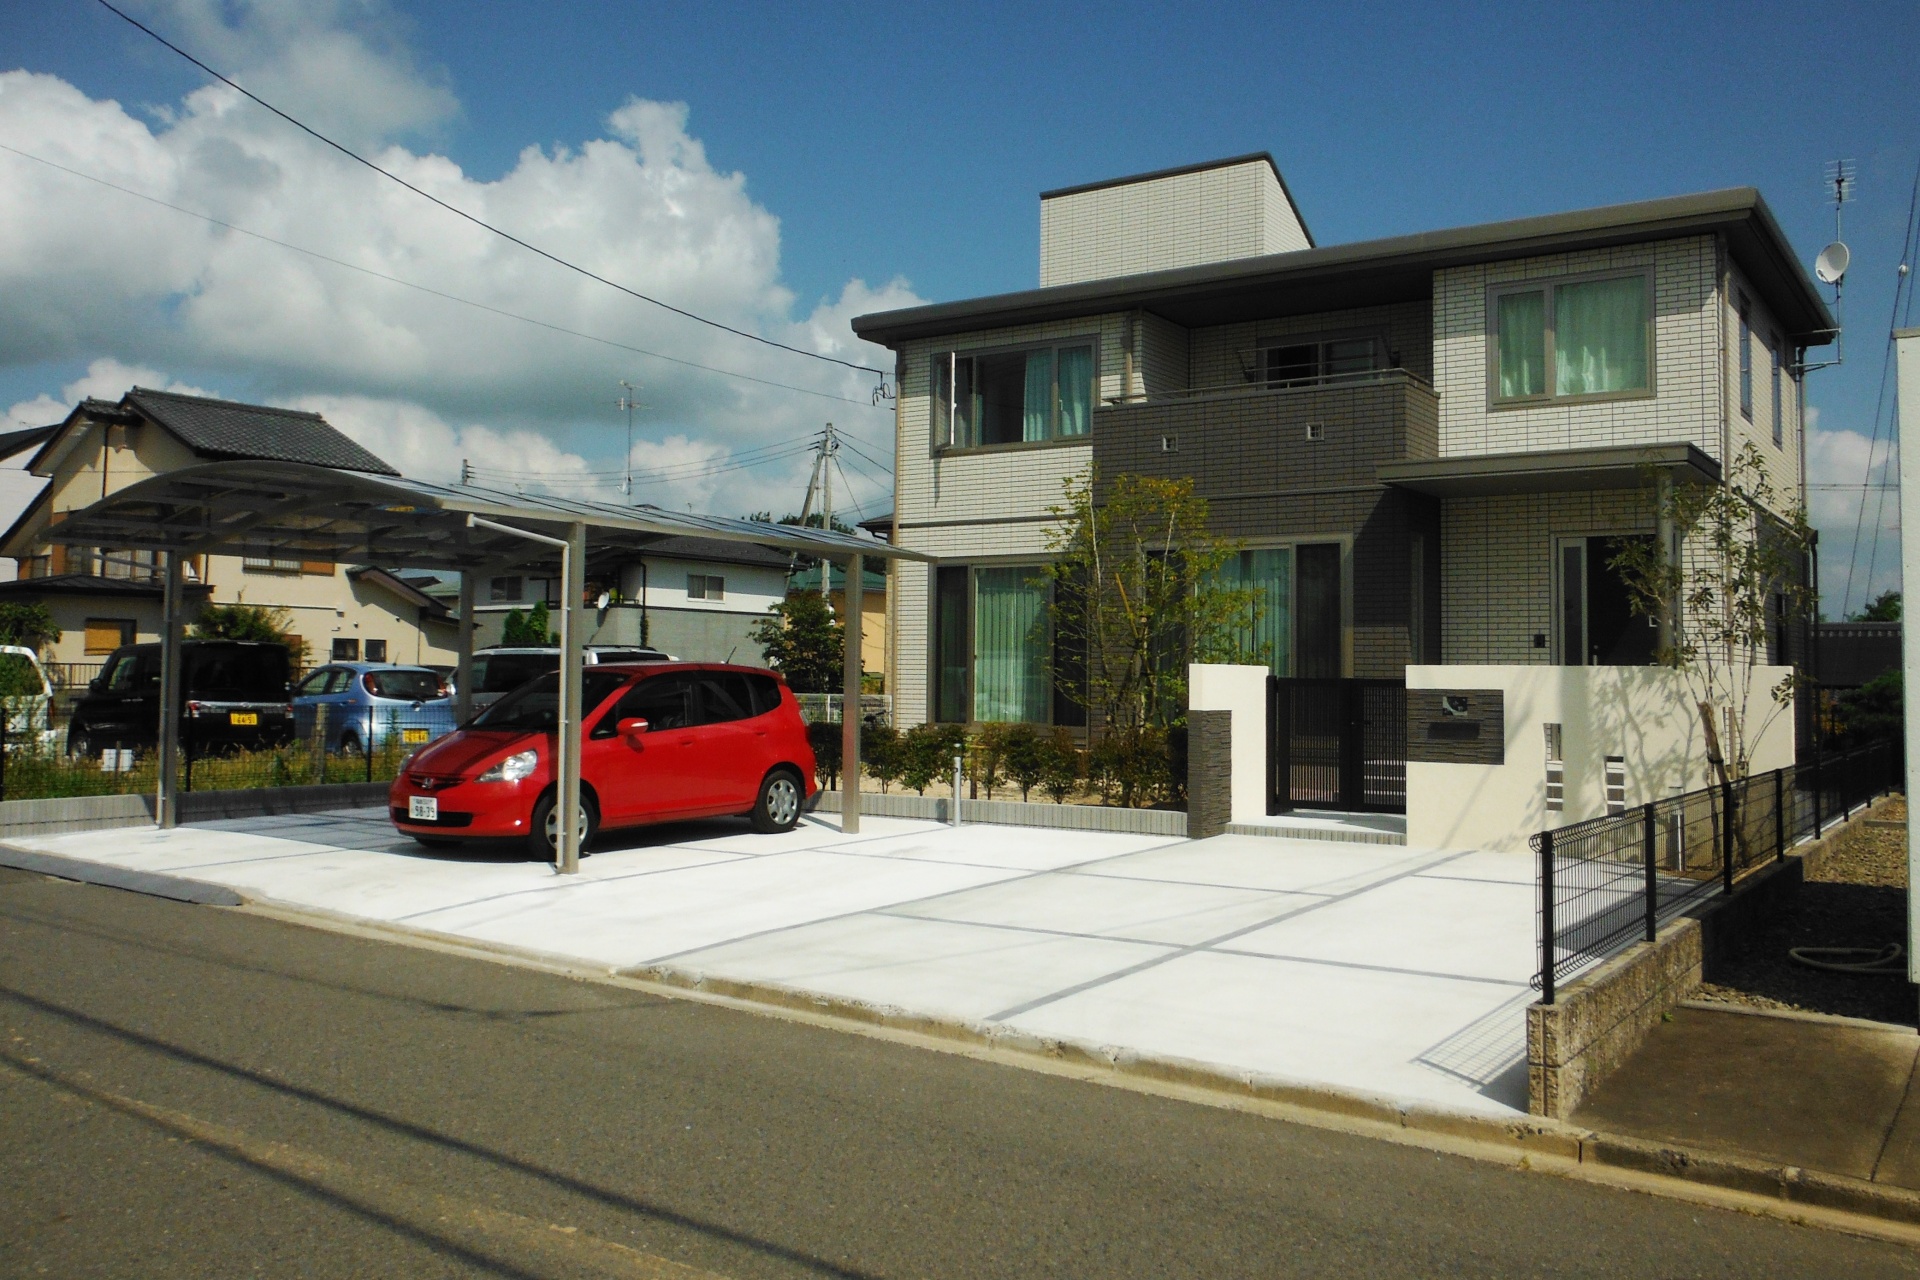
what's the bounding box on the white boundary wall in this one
[1189,664,1271,825]
[1895,327,1920,982]
[1407,664,1795,853]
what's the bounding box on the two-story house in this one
[0,387,463,669]
[852,155,1831,732]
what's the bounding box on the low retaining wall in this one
[0,781,391,842]
[1527,797,1899,1118]
[810,789,1187,838]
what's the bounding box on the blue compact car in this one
[292,662,456,754]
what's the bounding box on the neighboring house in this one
[786,559,889,687]
[473,535,792,663]
[0,388,462,669]
[852,154,1831,730]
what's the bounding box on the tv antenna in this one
[1801,161,1853,373]
[616,380,644,502]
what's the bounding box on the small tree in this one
[0,602,59,652]
[1001,724,1047,802]
[1853,590,1902,622]
[970,722,1009,799]
[501,600,557,646]
[1039,728,1083,804]
[750,590,845,693]
[900,722,967,795]
[1609,442,1815,781]
[864,723,904,793]
[192,601,305,668]
[1042,468,1257,733]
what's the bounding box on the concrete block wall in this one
[1433,235,1720,460]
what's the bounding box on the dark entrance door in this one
[1559,535,1656,665]
[1268,677,1406,814]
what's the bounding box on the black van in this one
[67,640,294,756]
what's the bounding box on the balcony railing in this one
[1103,366,1433,408]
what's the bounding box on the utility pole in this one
[616,380,642,504]
[820,423,835,599]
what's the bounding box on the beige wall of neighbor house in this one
[1405,663,1795,853]
[219,557,459,667]
[1040,157,1310,287]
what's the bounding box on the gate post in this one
[1267,675,1286,815]
[1339,679,1364,811]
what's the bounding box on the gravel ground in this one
[1696,796,1915,1026]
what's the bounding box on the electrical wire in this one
[0,142,884,412]
[1845,157,1920,615]
[93,0,887,378]
[464,440,815,484]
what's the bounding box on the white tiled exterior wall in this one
[1039,160,1309,287]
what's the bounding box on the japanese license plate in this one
[402,728,429,744]
[229,712,258,726]
[409,796,438,822]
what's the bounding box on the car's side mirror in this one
[88,676,104,692]
[617,716,649,739]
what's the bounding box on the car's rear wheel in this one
[529,791,598,861]
[338,729,364,757]
[750,769,803,833]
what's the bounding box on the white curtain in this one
[973,567,1049,723]
[1496,291,1546,397]
[1555,277,1648,396]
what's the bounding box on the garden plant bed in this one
[1697,797,1915,1027]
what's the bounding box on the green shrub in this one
[900,723,968,795]
[863,723,904,792]
[1088,725,1172,808]
[969,722,1009,799]
[1039,728,1083,804]
[1000,724,1046,802]
[807,720,841,789]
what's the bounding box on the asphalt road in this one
[1,863,1913,1279]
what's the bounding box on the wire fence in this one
[0,707,457,802]
[793,693,892,727]
[1531,739,1902,1003]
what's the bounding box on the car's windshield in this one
[187,645,288,699]
[470,670,626,732]
[472,652,557,693]
[366,669,443,701]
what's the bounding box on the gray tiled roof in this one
[127,388,398,475]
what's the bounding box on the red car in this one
[389,663,817,856]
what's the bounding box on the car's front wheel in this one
[66,728,93,759]
[528,790,598,862]
[750,769,803,833]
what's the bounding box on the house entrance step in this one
[1225,813,1407,846]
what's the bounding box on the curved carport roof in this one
[44,459,922,867]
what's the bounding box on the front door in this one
[1557,535,1657,666]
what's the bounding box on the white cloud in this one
[1805,417,1902,615]
[0,0,910,526]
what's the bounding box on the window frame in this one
[929,558,1085,726]
[930,336,1099,456]
[1240,328,1391,387]
[1738,295,1754,421]
[1486,268,1657,409]
[1770,333,1784,447]
[83,617,136,656]
[685,573,725,601]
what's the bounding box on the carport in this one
[43,458,927,871]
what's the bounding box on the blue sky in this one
[2,0,1916,609]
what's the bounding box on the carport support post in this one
[455,571,475,724]
[557,523,587,874]
[840,552,863,834]
[155,551,185,829]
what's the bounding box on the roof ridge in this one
[128,387,326,420]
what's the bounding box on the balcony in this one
[1090,368,1439,497]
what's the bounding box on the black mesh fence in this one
[0,706,457,802]
[1531,739,1901,1003]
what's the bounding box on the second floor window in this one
[686,573,725,600]
[1244,335,1384,386]
[1738,299,1753,420]
[932,341,1094,449]
[1492,273,1650,404]
[491,576,523,603]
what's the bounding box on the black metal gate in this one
[1268,677,1406,814]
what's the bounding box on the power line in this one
[93,0,888,380]
[0,142,886,412]
[464,439,816,484]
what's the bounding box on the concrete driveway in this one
[5,808,1538,1116]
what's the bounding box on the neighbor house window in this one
[931,340,1094,449]
[686,574,725,601]
[490,576,524,603]
[364,639,387,663]
[932,565,1085,726]
[1738,297,1753,420]
[332,638,359,661]
[1771,336,1783,446]
[1491,273,1651,403]
[243,553,301,572]
[84,618,135,655]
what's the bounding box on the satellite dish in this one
[1815,241,1851,285]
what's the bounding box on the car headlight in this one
[476,748,538,783]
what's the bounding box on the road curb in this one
[1579,1132,1920,1225]
[0,845,244,906]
